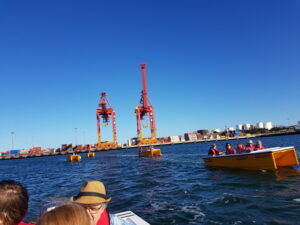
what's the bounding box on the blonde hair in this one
[37,203,90,225]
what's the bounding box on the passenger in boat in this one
[236,142,245,154]
[255,140,265,150]
[138,147,147,153]
[37,200,90,225]
[0,180,34,225]
[225,143,236,155]
[245,140,255,152]
[139,146,154,153]
[71,180,134,225]
[208,144,221,156]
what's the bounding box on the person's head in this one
[0,180,29,225]
[256,140,262,147]
[237,142,243,148]
[211,144,216,148]
[248,140,254,145]
[71,181,111,225]
[226,143,232,149]
[37,202,90,225]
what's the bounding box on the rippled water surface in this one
[1,134,300,225]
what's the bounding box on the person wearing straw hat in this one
[71,181,134,225]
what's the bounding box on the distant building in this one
[169,136,180,143]
[197,129,209,135]
[236,124,243,130]
[243,124,252,130]
[256,122,264,129]
[263,122,273,130]
[295,121,300,130]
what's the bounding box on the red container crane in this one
[96,92,118,149]
[135,63,158,145]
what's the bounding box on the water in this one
[1,134,300,225]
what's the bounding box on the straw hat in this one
[71,181,111,204]
[248,140,253,144]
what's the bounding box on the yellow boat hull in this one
[68,155,81,162]
[203,147,298,170]
[87,152,95,158]
[139,149,162,157]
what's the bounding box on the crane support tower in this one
[96,92,118,149]
[135,63,158,145]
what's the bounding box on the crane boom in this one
[96,92,118,149]
[135,63,158,145]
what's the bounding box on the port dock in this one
[1,131,299,160]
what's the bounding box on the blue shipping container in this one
[10,150,20,155]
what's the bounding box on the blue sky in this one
[0,0,299,150]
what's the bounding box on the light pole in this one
[83,131,86,145]
[74,128,78,146]
[32,136,34,148]
[11,132,14,150]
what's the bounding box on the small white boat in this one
[115,211,150,225]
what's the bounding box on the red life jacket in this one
[246,144,255,152]
[209,147,219,156]
[225,147,235,155]
[236,144,245,154]
[255,146,265,150]
[97,209,110,225]
[18,222,34,225]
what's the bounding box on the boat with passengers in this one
[203,146,299,170]
[138,145,162,157]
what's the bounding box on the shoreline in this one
[1,131,299,160]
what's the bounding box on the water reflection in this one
[273,167,300,180]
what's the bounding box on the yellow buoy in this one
[87,152,95,158]
[68,154,81,162]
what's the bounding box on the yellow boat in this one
[87,152,95,158]
[139,148,162,157]
[68,154,81,162]
[203,146,299,170]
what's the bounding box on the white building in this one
[169,136,180,143]
[263,122,273,130]
[256,122,264,129]
[295,121,300,130]
[243,124,252,130]
[236,124,243,130]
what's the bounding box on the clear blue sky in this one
[0,0,299,151]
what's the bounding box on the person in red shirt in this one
[255,140,265,150]
[225,143,236,155]
[236,142,245,154]
[245,140,255,153]
[0,180,34,225]
[71,181,133,225]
